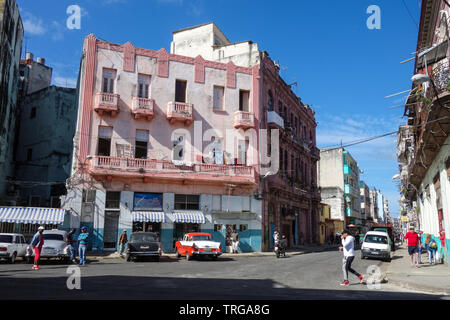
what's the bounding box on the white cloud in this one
[22,12,46,35]
[53,76,77,88]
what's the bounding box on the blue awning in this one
[0,207,66,225]
[173,210,205,224]
[132,211,166,223]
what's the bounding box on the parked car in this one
[175,232,222,261]
[126,232,162,262]
[361,231,392,262]
[25,229,70,264]
[0,233,28,263]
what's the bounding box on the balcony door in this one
[138,74,150,99]
[239,90,250,112]
[102,69,116,94]
[175,80,187,103]
[135,129,148,159]
[98,126,112,156]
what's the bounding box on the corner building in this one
[64,34,262,252]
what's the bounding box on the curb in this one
[386,277,450,296]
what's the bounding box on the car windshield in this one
[0,235,13,243]
[43,234,64,241]
[130,234,157,242]
[365,235,388,244]
[191,235,211,241]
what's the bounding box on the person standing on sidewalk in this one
[404,226,420,268]
[78,227,89,266]
[416,230,424,264]
[339,229,364,286]
[118,230,128,257]
[66,229,77,264]
[231,230,240,254]
[30,226,45,270]
[424,234,437,265]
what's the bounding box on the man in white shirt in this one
[339,229,364,286]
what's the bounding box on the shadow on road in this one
[0,273,443,300]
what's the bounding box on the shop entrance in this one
[173,223,200,248]
[104,211,120,250]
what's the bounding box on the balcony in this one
[89,156,255,185]
[344,183,359,197]
[132,97,155,121]
[94,92,120,116]
[167,102,193,125]
[267,111,284,129]
[234,111,255,130]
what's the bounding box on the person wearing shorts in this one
[404,226,420,268]
[30,226,45,270]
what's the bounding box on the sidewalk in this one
[384,245,450,295]
[87,244,340,260]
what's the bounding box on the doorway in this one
[103,211,120,250]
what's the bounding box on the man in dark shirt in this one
[66,229,77,264]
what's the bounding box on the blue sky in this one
[17,0,423,218]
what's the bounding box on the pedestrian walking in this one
[404,226,420,268]
[78,226,89,266]
[66,229,77,264]
[118,230,128,257]
[424,234,437,265]
[231,230,240,253]
[339,229,364,286]
[30,226,45,270]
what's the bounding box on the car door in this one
[19,235,27,256]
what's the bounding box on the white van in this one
[361,231,392,262]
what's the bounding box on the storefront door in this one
[173,223,200,248]
[104,211,120,250]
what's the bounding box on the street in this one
[0,249,443,300]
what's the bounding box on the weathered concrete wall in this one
[319,148,344,189]
[14,86,77,206]
[0,0,23,202]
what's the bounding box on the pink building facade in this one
[63,34,264,252]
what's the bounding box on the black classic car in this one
[126,232,162,262]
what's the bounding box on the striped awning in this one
[173,210,205,224]
[0,207,66,225]
[132,211,166,223]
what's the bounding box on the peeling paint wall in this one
[0,0,23,203]
[14,86,77,207]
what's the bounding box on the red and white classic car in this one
[175,232,222,260]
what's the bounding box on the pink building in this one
[63,23,319,252]
[64,33,264,252]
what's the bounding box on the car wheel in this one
[211,255,218,261]
[10,252,17,264]
[154,256,160,262]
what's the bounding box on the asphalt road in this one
[0,249,444,300]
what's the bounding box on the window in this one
[175,80,187,103]
[213,86,224,110]
[30,107,36,119]
[102,69,116,93]
[26,148,32,161]
[29,196,40,207]
[174,194,200,210]
[239,90,250,112]
[268,91,274,111]
[135,130,148,159]
[98,126,112,156]
[138,74,151,99]
[106,191,120,209]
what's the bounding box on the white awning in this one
[132,211,166,223]
[173,210,205,224]
[0,207,66,225]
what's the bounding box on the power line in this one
[401,0,419,29]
